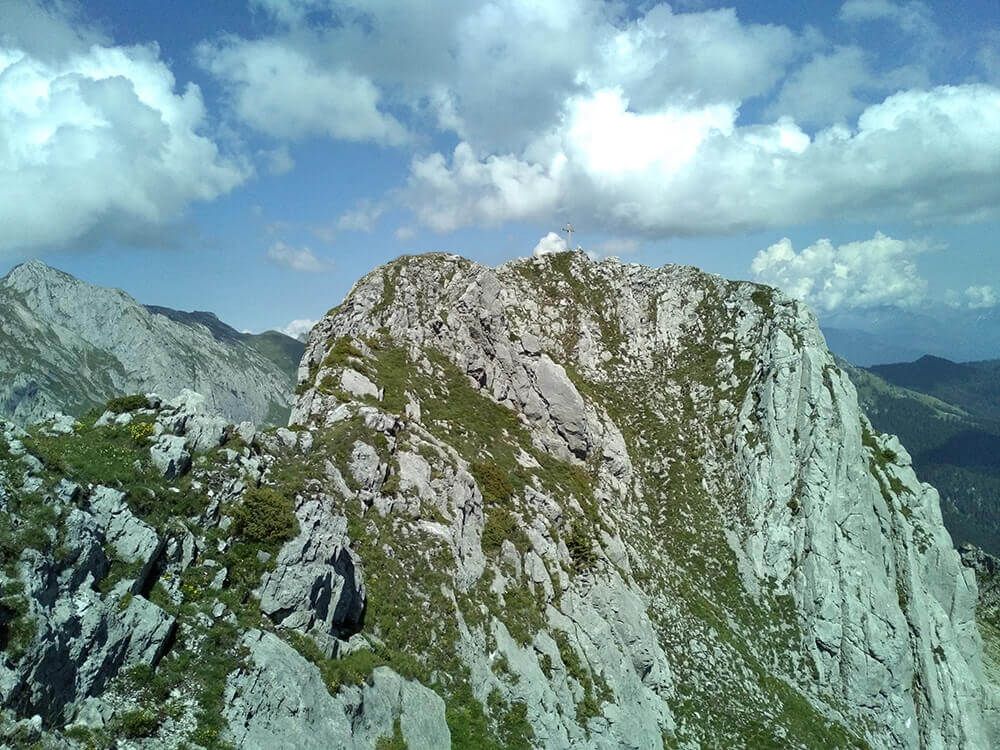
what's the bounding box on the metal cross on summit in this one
[562,223,575,249]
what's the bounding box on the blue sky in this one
[0,0,998,336]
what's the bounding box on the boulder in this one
[224,631,450,750]
[258,496,365,642]
[150,434,191,479]
[87,486,163,583]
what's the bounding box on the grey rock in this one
[161,389,229,452]
[0,513,174,724]
[290,252,997,748]
[150,434,191,479]
[276,427,298,449]
[87,486,163,583]
[0,260,300,426]
[224,630,449,750]
[533,355,589,457]
[258,496,365,641]
[341,368,379,400]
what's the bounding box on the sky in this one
[0,0,998,337]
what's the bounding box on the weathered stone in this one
[224,631,450,750]
[87,486,162,581]
[258,496,365,640]
[150,434,191,479]
[341,368,380,400]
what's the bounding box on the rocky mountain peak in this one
[1,259,76,292]
[0,263,301,426]
[0,250,996,748]
[282,250,998,747]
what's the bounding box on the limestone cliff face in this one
[0,251,992,749]
[287,251,992,748]
[0,260,300,426]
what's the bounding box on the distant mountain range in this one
[0,260,304,425]
[843,355,1000,555]
[821,304,1000,366]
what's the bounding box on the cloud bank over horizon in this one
[751,233,931,312]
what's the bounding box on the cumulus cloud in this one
[278,317,317,339]
[196,37,408,145]
[336,201,384,232]
[406,84,1000,236]
[592,238,640,258]
[266,241,331,272]
[532,232,568,256]
[0,33,247,254]
[766,47,872,126]
[750,232,929,311]
[584,4,799,110]
[203,0,797,153]
[191,1,1000,239]
[839,0,936,37]
[966,285,997,310]
[260,145,294,175]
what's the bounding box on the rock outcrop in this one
[0,260,302,426]
[287,251,994,748]
[224,630,450,749]
[0,250,995,749]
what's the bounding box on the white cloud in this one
[406,84,1000,236]
[0,0,107,58]
[408,143,566,232]
[260,145,294,175]
[278,317,317,339]
[204,0,798,154]
[532,232,568,257]
[766,47,872,126]
[592,238,640,258]
[585,5,799,110]
[966,285,997,310]
[839,0,936,37]
[0,35,247,254]
[336,201,384,232]
[196,37,408,145]
[750,232,928,311]
[394,226,415,241]
[190,1,1000,240]
[266,241,331,272]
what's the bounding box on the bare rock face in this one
[0,260,300,426]
[258,496,366,647]
[286,251,994,748]
[0,485,175,726]
[1,251,994,749]
[223,630,450,750]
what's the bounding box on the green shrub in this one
[565,521,597,572]
[114,707,161,738]
[376,719,407,750]
[323,337,365,369]
[471,460,513,504]
[481,507,527,554]
[230,486,299,545]
[105,394,149,414]
[0,582,34,659]
[750,288,775,317]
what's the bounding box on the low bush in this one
[471,460,513,504]
[105,394,149,414]
[230,486,299,545]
